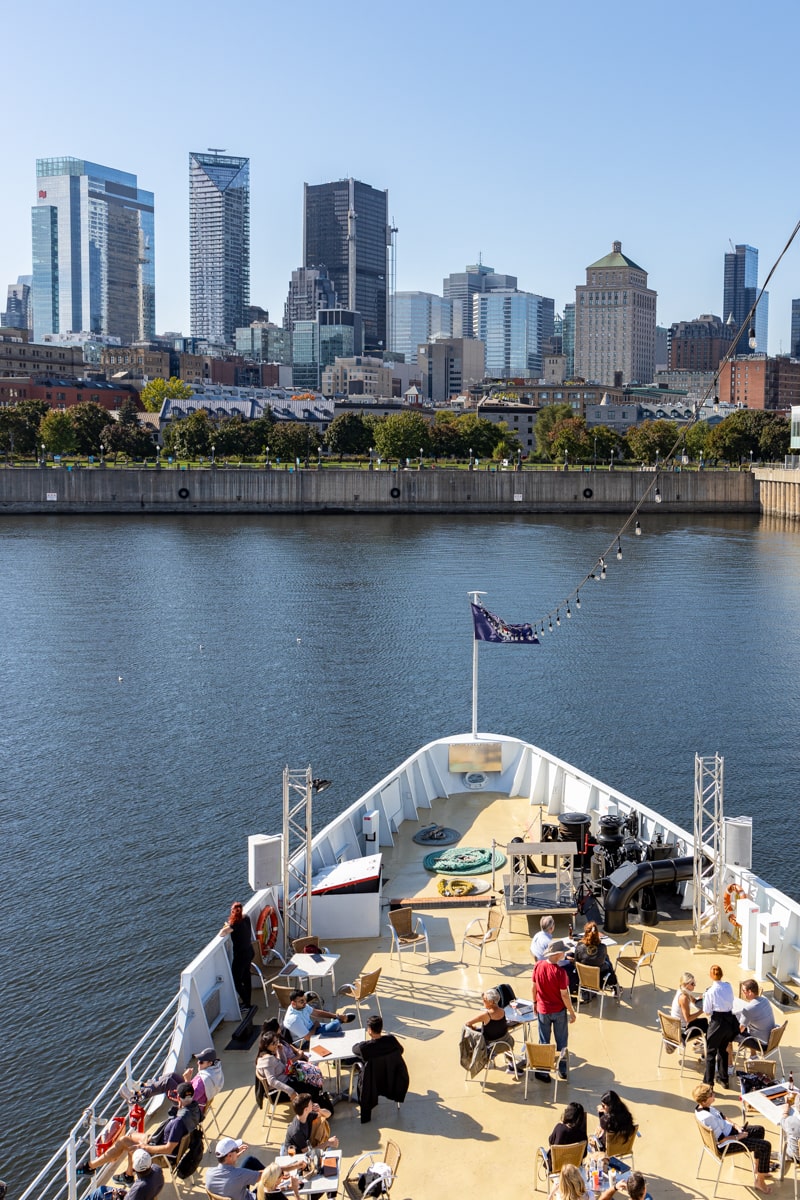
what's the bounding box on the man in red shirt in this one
[532,940,577,1080]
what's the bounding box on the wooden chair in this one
[465,1033,517,1092]
[150,1130,195,1196]
[272,982,295,1011]
[250,947,287,1011]
[201,1094,221,1135]
[657,1011,706,1078]
[388,909,430,970]
[522,1042,559,1104]
[206,1192,227,1200]
[535,1139,587,1192]
[460,907,504,969]
[575,963,618,1018]
[337,967,383,1022]
[734,1018,788,1075]
[696,1117,755,1197]
[605,1123,639,1169]
[291,936,331,954]
[615,931,659,998]
[341,1138,401,1199]
[261,1084,292,1141]
[738,1058,777,1122]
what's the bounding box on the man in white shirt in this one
[283,990,355,1046]
[531,916,555,960]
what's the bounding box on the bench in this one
[227,1004,258,1048]
[765,972,798,1007]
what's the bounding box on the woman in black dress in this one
[220,900,255,1009]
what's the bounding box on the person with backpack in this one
[77,1083,201,1185]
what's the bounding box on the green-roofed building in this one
[575,240,657,386]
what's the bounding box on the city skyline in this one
[3,0,800,356]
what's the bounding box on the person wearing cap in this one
[205,1137,265,1200]
[120,1047,223,1112]
[78,1082,201,1184]
[532,939,577,1082]
[82,1150,164,1200]
[283,989,355,1047]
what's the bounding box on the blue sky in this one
[3,0,799,353]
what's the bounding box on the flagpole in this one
[468,590,486,739]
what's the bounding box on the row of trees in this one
[0,396,790,466]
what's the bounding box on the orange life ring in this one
[256,904,279,954]
[723,882,747,928]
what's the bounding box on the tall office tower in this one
[562,303,575,378]
[318,310,363,371]
[723,244,768,355]
[442,263,517,339]
[31,158,154,343]
[473,291,554,379]
[189,152,250,345]
[1,276,32,330]
[574,241,657,385]
[792,300,800,358]
[393,292,452,363]
[283,267,337,333]
[303,179,389,353]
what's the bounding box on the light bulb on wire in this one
[576,592,581,609]
[616,541,622,561]
[635,520,642,536]
[556,610,561,626]
[655,486,662,504]
[566,603,572,618]
[600,558,606,580]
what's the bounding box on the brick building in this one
[718,355,800,411]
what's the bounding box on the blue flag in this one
[471,603,539,644]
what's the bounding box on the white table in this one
[281,1149,341,1195]
[504,1000,537,1028]
[741,1083,791,1180]
[307,1027,365,1094]
[583,1163,630,1197]
[279,953,341,997]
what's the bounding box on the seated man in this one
[599,1169,652,1200]
[353,1016,409,1125]
[283,990,355,1047]
[737,979,777,1054]
[121,1047,224,1112]
[78,1082,201,1185]
[84,1150,164,1200]
[531,915,555,960]
[283,1093,338,1155]
[205,1136,265,1200]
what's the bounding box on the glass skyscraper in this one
[723,244,769,355]
[473,290,554,379]
[303,179,388,353]
[31,158,154,343]
[190,152,250,346]
[394,292,452,363]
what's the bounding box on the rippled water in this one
[2,511,800,1190]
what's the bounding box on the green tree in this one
[101,398,155,458]
[163,409,214,459]
[533,403,572,460]
[139,376,193,413]
[0,400,49,456]
[589,424,627,465]
[756,413,789,461]
[372,411,432,461]
[548,416,590,463]
[213,414,251,457]
[684,420,711,462]
[453,413,500,459]
[625,419,679,464]
[270,421,315,464]
[324,412,374,457]
[40,408,77,455]
[429,416,465,459]
[705,409,789,465]
[68,402,110,456]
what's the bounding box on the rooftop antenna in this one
[208,147,227,154]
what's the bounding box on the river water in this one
[2,511,800,1190]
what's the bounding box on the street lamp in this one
[655,451,660,471]
[610,448,615,471]
[156,446,161,469]
[211,443,216,466]
[318,445,322,469]
[593,436,598,468]
[749,449,753,469]
[99,443,105,467]
[419,447,423,471]
[368,446,374,471]
[517,448,522,472]
[564,449,569,471]
[265,444,270,469]
[469,447,474,471]
[41,442,46,468]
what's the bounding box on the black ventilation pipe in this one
[603,857,695,935]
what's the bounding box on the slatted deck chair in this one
[734,1018,788,1075]
[575,963,619,1018]
[696,1117,755,1197]
[738,1058,777,1123]
[251,945,287,1011]
[272,982,295,1012]
[291,936,332,954]
[460,907,504,969]
[150,1129,196,1197]
[657,1011,706,1078]
[201,1094,220,1135]
[337,967,383,1022]
[261,1084,292,1141]
[464,1032,518,1092]
[535,1139,587,1192]
[604,1123,639,1169]
[341,1138,401,1199]
[388,909,430,970]
[523,1042,560,1105]
[615,931,659,999]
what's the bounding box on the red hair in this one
[229,901,244,924]
[582,921,601,948]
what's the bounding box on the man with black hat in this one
[120,1047,223,1113]
[78,1083,201,1184]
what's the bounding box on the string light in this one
[600,558,607,580]
[635,520,642,536]
[616,541,622,561]
[576,593,581,609]
[548,617,553,632]
[556,610,561,626]
[654,485,662,504]
[566,603,572,618]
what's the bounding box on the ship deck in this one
[176,788,799,1199]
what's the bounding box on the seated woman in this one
[255,1030,330,1108]
[671,971,708,1044]
[545,1102,588,1169]
[465,988,512,1047]
[573,923,619,996]
[257,1160,302,1200]
[693,1082,774,1194]
[548,1162,590,1200]
[591,1090,635,1154]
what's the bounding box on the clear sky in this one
[3,0,800,354]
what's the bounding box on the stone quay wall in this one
[0,465,760,515]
